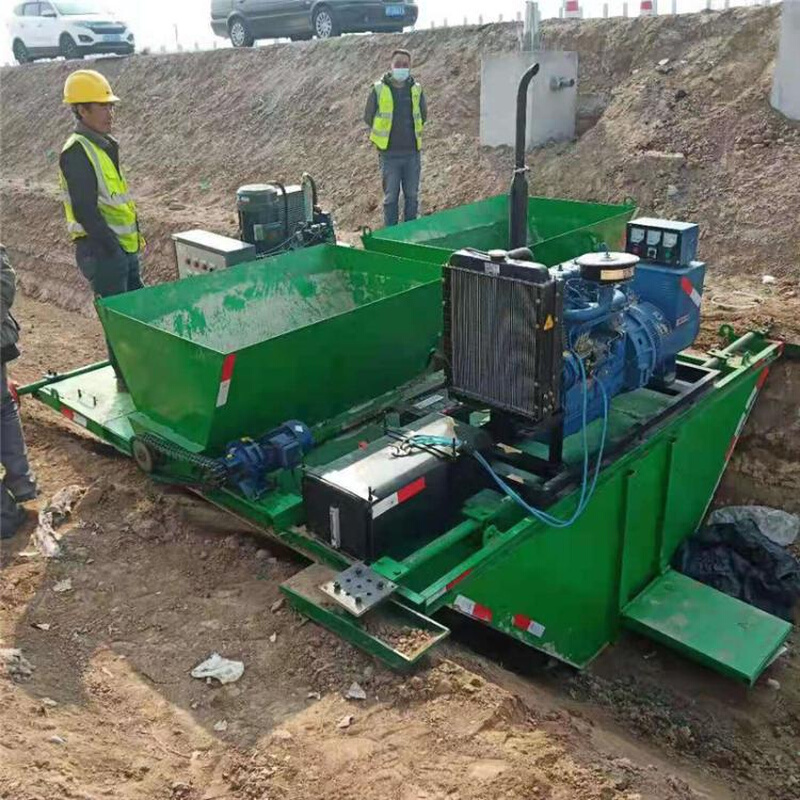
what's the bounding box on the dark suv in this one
[210,1,419,45]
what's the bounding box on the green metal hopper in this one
[96,245,442,453]
[361,195,637,265]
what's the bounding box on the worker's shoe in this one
[1,483,32,540]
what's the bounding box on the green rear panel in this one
[362,195,636,266]
[96,245,442,452]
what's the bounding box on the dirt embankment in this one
[1,6,798,322]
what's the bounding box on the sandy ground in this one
[1,7,799,799]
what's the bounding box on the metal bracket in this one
[320,562,397,617]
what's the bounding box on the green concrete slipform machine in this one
[21,73,796,683]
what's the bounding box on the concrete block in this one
[771,0,800,121]
[480,51,578,149]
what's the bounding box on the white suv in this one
[9,1,135,64]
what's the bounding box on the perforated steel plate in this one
[320,562,397,617]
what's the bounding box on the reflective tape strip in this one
[680,276,702,308]
[454,594,492,623]
[374,112,392,120]
[512,613,546,639]
[430,567,473,602]
[107,222,138,235]
[216,353,237,407]
[61,407,87,428]
[724,367,769,461]
[372,476,426,518]
[67,220,136,237]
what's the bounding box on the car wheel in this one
[229,16,255,47]
[313,6,340,39]
[12,39,32,64]
[60,34,83,60]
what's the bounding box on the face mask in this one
[392,67,410,82]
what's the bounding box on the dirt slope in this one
[1,6,798,318]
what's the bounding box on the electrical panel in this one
[626,217,699,267]
[172,230,256,278]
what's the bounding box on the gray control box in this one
[172,230,256,278]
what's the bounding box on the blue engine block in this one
[556,257,706,436]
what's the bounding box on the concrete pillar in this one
[603,3,609,18]
[671,0,678,14]
[524,2,540,50]
[623,2,628,17]
[772,0,800,121]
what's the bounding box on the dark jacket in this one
[1,244,20,363]
[59,121,126,258]
[364,73,427,154]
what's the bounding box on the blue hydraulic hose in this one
[404,354,610,528]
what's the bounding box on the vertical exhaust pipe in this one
[509,62,540,250]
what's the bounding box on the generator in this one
[444,219,705,451]
[237,173,335,256]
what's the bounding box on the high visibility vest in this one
[59,133,140,254]
[369,81,424,151]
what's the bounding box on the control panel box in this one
[172,230,256,278]
[626,217,698,267]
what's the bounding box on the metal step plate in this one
[320,562,397,617]
[623,569,792,685]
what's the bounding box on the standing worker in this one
[365,48,427,228]
[59,69,143,391]
[1,244,38,539]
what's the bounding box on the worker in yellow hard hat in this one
[58,69,143,392]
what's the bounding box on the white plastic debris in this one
[658,58,670,66]
[766,678,781,691]
[213,720,228,732]
[190,653,244,685]
[306,691,321,700]
[48,735,66,745]
[42,698,58,707]
[337,714,355,729]
[345,682,367,701]
[762,275,776,285]
[33,623,51,631]
[52,579,72,594]
[33,485,87,559]
[269,632,278,643]
[707,506,799,547]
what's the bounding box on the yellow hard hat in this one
[63,69,120,105]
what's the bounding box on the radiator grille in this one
[444,257,562,423]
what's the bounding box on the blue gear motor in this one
[221,420,314,499]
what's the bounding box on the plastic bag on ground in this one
[674,517,800,622]
[191,652,244,684]
[707,505,799,547]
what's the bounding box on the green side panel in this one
[439,361,775,668]
[362,195,636,266]
[623,570,791,684]
[95,245,442,452]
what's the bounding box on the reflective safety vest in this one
[369,81,424,152]
[59,133,140,254]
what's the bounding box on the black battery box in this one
[302,414,488,563]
